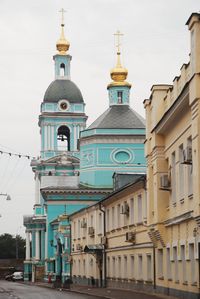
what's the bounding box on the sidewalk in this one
[29,281,178,299]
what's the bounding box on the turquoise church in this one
[23,18,146,282]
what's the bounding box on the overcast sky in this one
[0,0,199,237]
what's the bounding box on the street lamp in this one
[16,226,22,259]
[0,193,11,201]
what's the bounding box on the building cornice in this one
[153,83,189,135]
[164,211,193,227]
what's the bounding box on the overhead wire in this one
[0,155,11,192]
[7,157,28,193]
[1,156,20,193]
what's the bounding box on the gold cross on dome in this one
[114,30,123,53]
[59,8,66,25]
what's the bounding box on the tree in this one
[0,233,25,259]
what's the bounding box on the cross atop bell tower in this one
[59,8,66,25]
[114,30,123,54]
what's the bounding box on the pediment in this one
[45,153,80,165]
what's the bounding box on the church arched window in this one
[117,91,123,104]
[57,125,70,151]
[60,63,65,77]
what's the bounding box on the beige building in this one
[69,12,200,299]
[70,175,154,291]
[144,12,200,299]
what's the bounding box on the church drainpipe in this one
[99,203,107,288]
[69,223,72,280]
[198,242,200,293]
[153,245,156,289]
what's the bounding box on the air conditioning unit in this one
[88,226,95,235]
[81,219,87,228]
[121,203,129,215]
[76,244,82,251]
[125,231,136,243]
[101,236,107,245]
[160,174,171,190]
[183,146,192,164]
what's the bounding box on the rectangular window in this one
[118,256,121,278]
[106,209,110,231]
[112,257,116,278]
[130,198,134,224]
[179,144,184,199]
[130,255,135,279]
[124,201,128,226]
[117,91,123,104]
[187,137,193,196]
[90,215,94,227]
[138,255,143,279]
[171,152,176,203]
[181,245,187,283]
[107,257,110,278]
[83,259,86,276]
[144,192,147,221]
[166,248,172,280]
[173,247,179,282]
[138,194,142,223]
[117,204,121,228]
[189,243,196,284]
[78,219,81,238]
[124,256,127,279]
[82,218,86,237]
[98,213,102,234]
[157,249,163,278]
[78,259,81,273]
[112,206,115,229]
[74,221,76,239]
[65,237,68,249]
[147,254,152,281]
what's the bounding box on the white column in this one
[77,125,80,140]
[51,126,54,150]
[25,231,30,260]
[35,173,40,205]
[74,124,77,151]
[47,125,50,150]
[35,230,40,260]
[49,125,51,150]
[44,126,47,150]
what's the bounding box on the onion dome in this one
[56,9,70,54]
[108,31,131,88]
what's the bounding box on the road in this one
[0,281,102,299]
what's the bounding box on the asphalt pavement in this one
[0,280,102,299]
[0,280,179,299]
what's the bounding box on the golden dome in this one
[108,30,131,88]
[110,51,128,82]
[56,23,70,54]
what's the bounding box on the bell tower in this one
[39,10,87,159]
[107,30,131,106]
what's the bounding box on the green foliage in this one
[0,233,25,259]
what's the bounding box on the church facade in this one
[23,17,146,282]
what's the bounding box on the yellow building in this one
[144,12,200,299]
[69,12,200,299]
[70,175,154,290]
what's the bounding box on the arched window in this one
[57,126,70,151]
[60,63,65,77]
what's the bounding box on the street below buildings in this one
[0,280,176,299]
[0,281,101,299]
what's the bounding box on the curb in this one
[21,282,178,299]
